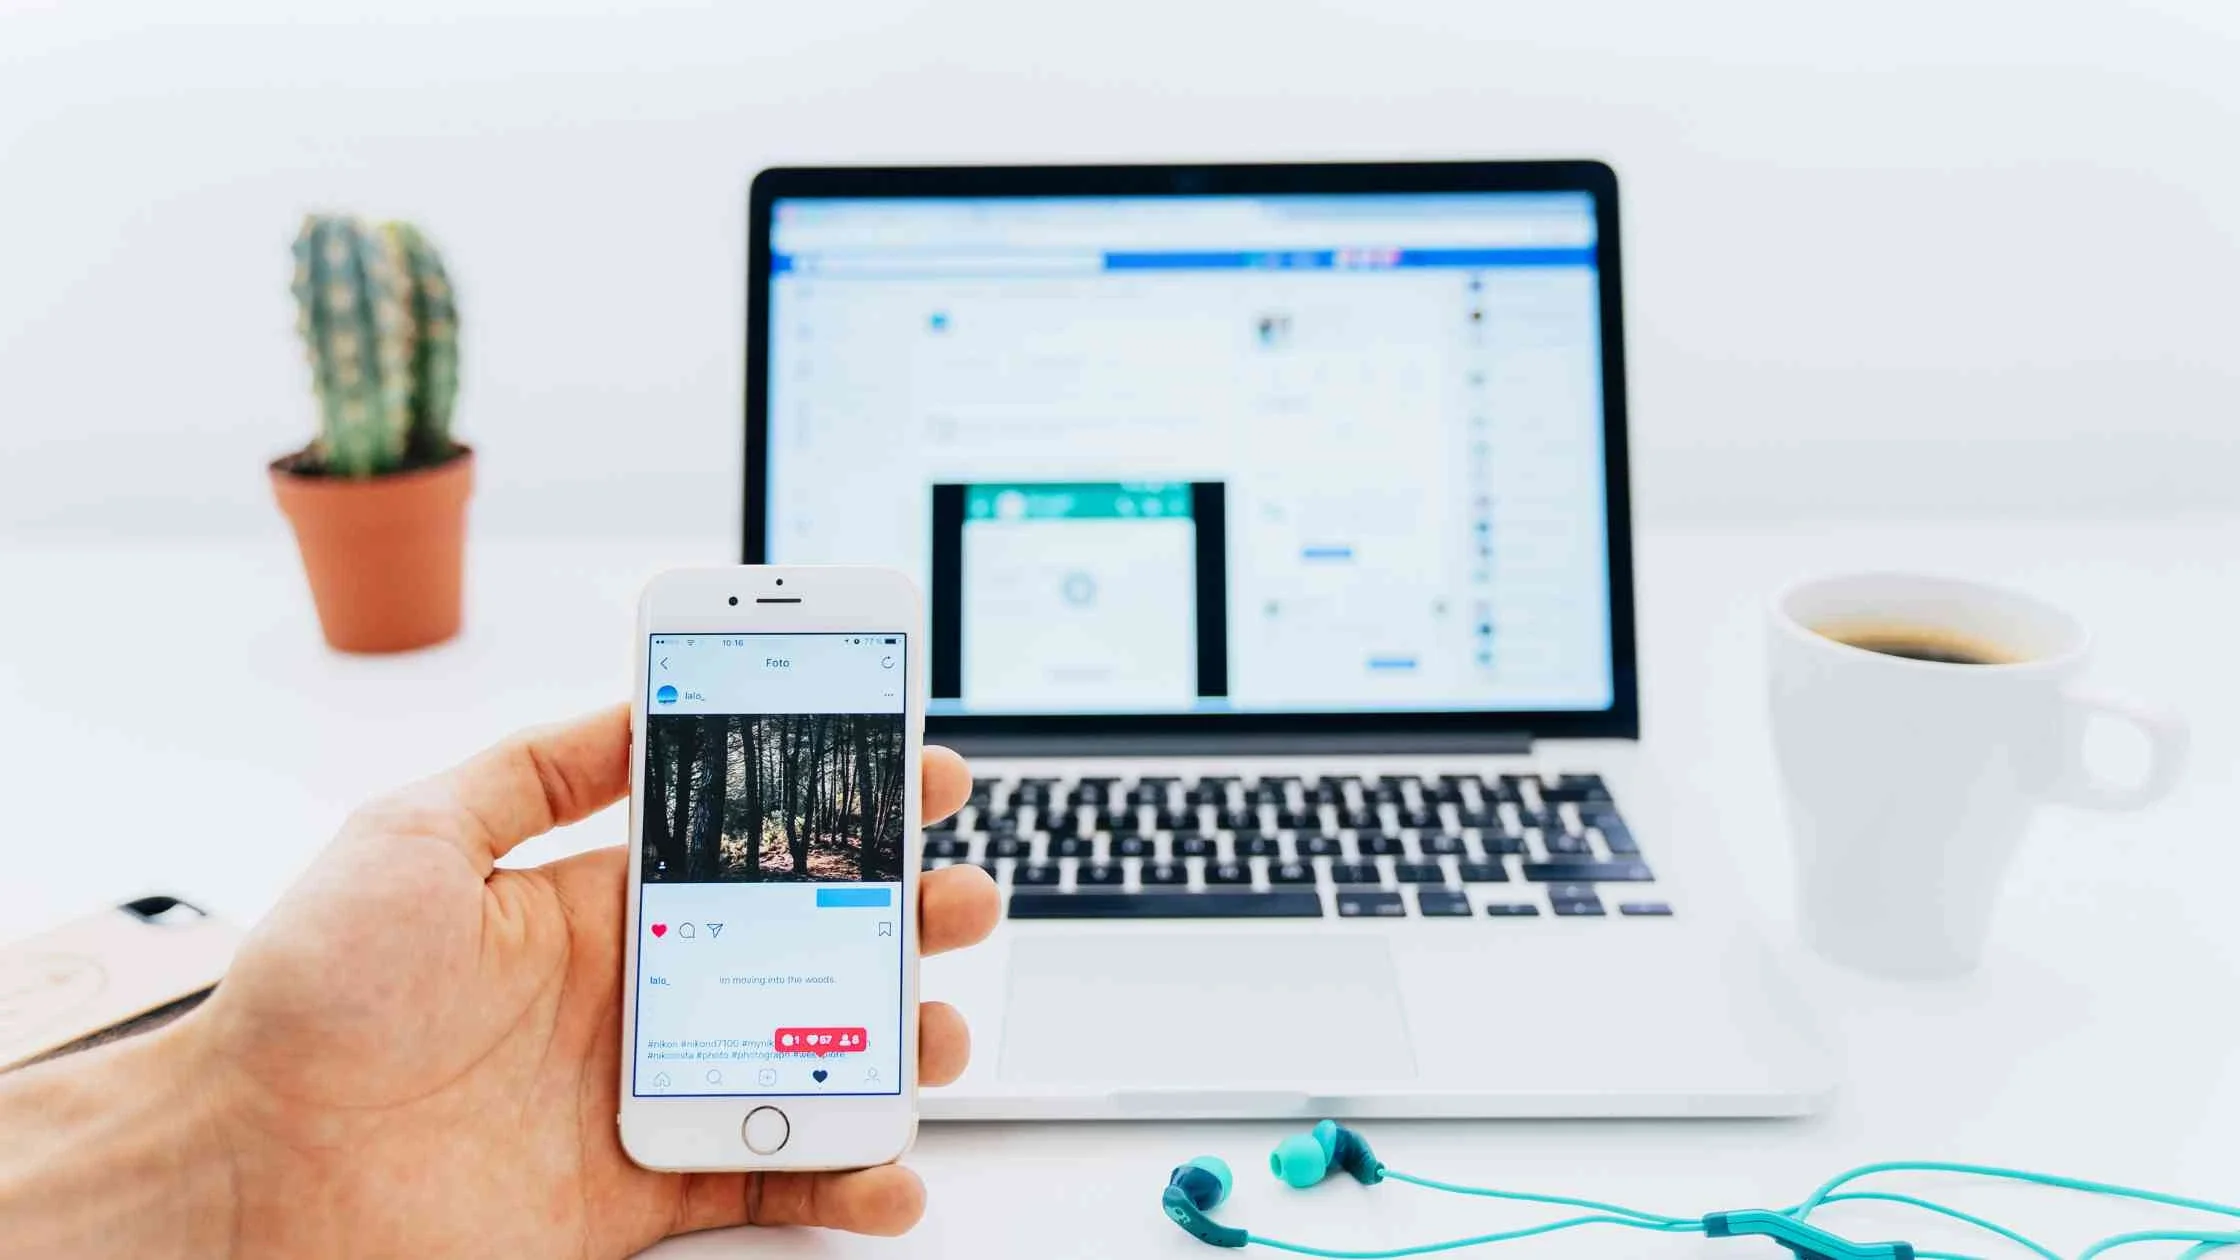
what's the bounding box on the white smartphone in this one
[618,566,924,1172]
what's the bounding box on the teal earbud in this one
[1270,1119,1385,1189]
[1164,1156,1245,1249]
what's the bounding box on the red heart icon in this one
[650,923,668,938]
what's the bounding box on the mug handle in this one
[2049,691,2189,811]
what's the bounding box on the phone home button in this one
[742,1106,790,1155]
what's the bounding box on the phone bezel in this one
[617,565,925,1173]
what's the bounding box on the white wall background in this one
[4,0,2236,542]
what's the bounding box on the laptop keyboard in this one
[923,772,1668,920]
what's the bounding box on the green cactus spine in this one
[290,214,460,477]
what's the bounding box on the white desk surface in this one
[4,517,2236,1258]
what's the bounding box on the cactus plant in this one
[289,214,461,477]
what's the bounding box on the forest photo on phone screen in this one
[642,713,906,885]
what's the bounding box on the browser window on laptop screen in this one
[761,191,1614,718]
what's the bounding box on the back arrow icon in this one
[659,657,670,669]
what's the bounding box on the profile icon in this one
[655,684,679,705]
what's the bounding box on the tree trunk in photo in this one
[854,717,875,876]
[720,715,744,878]
[644,722,682,878]
[803,715,828,875]
[654,721,689,869]
[740,715,764,881]
[687,716,727,879]
[780,715,803,877]
[881,724,902,861]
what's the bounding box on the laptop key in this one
[1398,806,1439,830]
[1523,861,1655,883]
[1078,862,1124,887]
[1297,834,1344,858]
[1479,832,1527,856]
[1009,891,1323,919]
[1421,833,1466,856]
[1112,836,1154,859]
[1516,808,1562,833]
[988,836,1030,859]
[1619,902,1673,916]
[1541,774,1611,803]
[1416,890,1472,917]
[1015,862,1060,886]
[1337,891,1407,918]
[1206,860,1252,885]
[925,836,969,859]
[1485,903,1542,918]
[1552,896,1607,917]
[1543,831,1592,857]
[1174,836,1217,859]
[1596,823,1640,855]
[1143,861,1188,885]
[1356,833,1404,857]
[1270,860,1316,885]
[1328,861,1382,885]
[1394,862,1446,884]
[1458,861,1508,883]
[1050,836,1094,859]
[1236,833,1280,858]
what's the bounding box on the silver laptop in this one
[746,162,1831,1119]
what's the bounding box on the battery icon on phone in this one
[882,637,897,644]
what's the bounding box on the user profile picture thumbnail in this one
[655,684,679,705]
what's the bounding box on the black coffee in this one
[1814,623,2018,666]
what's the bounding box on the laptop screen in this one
[759,187,1617,721]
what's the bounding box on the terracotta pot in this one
[270,447,474,653]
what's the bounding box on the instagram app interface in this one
[634,632,908,1098]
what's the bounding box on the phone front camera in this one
[728,596,739,606]
[775,578,784,586]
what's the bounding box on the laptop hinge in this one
[937,730,1535,758]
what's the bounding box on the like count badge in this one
[775,1026,867,1056]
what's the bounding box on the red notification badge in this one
[774,1026,868,1057]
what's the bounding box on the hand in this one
[0,705,998,1259]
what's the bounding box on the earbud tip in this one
[1271,1133,1329,1188]
[1185,1156,1233,1202]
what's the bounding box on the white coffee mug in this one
[1768,573,2187,979]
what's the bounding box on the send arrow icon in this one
[706,923,724,938]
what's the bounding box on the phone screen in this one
[632,632,908,1099]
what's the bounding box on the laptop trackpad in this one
[996,935,1417,1084]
